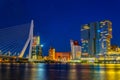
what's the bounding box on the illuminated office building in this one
[55,52,70,62]
[32,36,42,60]
[81,20,112,56]
[70,40,81,59]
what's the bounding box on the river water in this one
[0,63,120,80]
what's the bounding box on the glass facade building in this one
[81,20,112,56]
[31,36,42,60]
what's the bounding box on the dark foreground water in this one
[0,63,120,80]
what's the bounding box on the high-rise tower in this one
[31,36,42,60]
[70,40,81,59]
[81,20,112,56]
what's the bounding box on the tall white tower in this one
[19,20,34,61]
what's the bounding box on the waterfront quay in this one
[1,55,120,64]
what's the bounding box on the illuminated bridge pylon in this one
[0,20,34,61]
[19,20,33,61]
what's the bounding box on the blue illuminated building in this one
[81,20,112,57]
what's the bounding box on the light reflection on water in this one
[0,63,120,80]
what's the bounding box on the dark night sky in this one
[0,0,120,55]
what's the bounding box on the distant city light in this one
[41,44,44,47]
[97,30,101,32]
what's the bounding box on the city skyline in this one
[0,1,120,80]
[0,0,120,55]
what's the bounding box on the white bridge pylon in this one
[19,20,34,61]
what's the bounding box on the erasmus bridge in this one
[0,20,34,62]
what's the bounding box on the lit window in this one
[97,30,100,33]
[84,25,90,29]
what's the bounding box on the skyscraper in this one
[81,20,112,56]
[31,36,42,60]
[70,40,81,59]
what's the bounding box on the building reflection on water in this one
[68,63,77,80]
[0,63,120,80]
[105,64,120,80]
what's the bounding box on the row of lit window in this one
[82,40,88,43]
